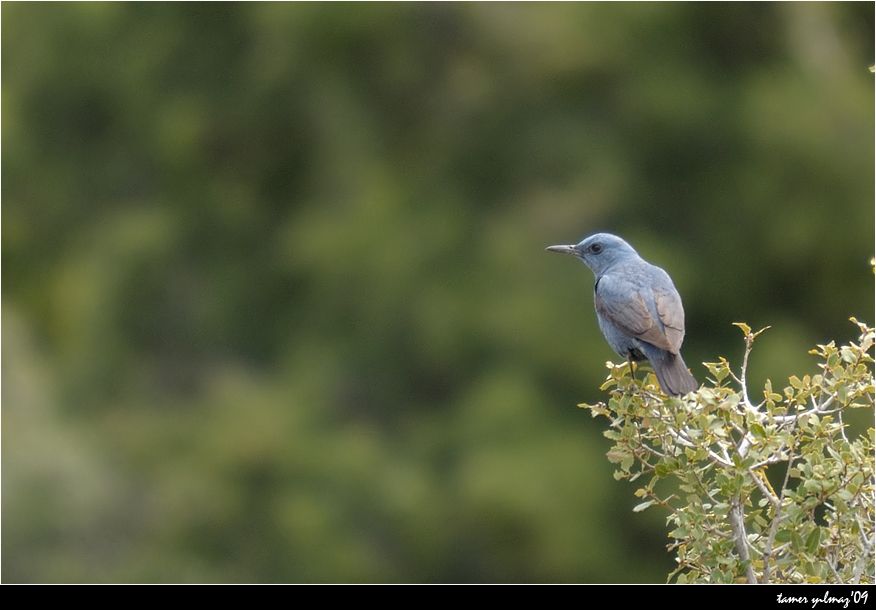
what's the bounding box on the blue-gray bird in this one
[546,233,698,396]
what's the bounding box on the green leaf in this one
[835,488,854,502]
[605,447,630,464]
[733,322,751,336]
[805,527,821,554]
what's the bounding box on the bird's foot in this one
[627,357,638,381]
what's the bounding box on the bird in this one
[546,233,698,396]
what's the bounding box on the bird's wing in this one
[595,272,678,354]
[652,283,685,354]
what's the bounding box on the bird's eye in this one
[589,243,603,254]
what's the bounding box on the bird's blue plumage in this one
[546,233,698,395]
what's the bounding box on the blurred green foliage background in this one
[2,2,873,583]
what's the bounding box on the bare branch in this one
[729,498,757,584]
[751,454,790,469]
[837,409,850,443]
[739,337,756,413]
[762,445,797,584]
[773,393,839,425]
[851,531,873,584]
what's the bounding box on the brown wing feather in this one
[595,279,676,353]
[653,287,685,354]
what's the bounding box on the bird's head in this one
[545,233,639,276]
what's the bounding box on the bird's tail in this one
[649,350,699,396]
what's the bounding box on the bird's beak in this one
[545,244,578,256]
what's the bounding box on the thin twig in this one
[749,468,780,509]
[691,467,720,505]
[837,409,849,443]
[750,454,790,469]
[737,328,775,418]
[827,557,842,581]
[640,442,668,460]
[773,393,838,425]
[648,408,734,468]
[739,337,755,412]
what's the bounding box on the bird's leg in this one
[627,354,638,383]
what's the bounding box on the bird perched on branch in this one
[546,233,698,396]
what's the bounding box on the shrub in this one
[581,319,875,583]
